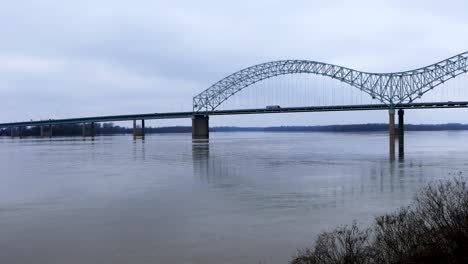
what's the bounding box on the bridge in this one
[2,51,468,158]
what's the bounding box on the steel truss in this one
[193,52,468,112]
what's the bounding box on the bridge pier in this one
[133,120,145,139]
[192,115,209,140]
[39,125,53,138]
[398,110,404,159]
[91,122,95,139]
[10,127,20,138]
[389,109,395,160]
[81,122,96,139]
[10,127,22,138]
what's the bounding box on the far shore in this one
[3,123,468,137]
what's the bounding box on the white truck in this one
[266,105,281,110]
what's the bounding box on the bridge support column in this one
[389,109,395,160]
[81,122,96,139]
[10,127,14,138]
[133,120,145,140]
[192,115,209,140]
[82,123,86,138]
[49,124,53,138]
[91,122,95,139]
[19,127,23,139]
[398,109,404,159]
[39,125,52,138]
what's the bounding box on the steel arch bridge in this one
[193,52,468,112]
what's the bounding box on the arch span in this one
[193,52,468,112]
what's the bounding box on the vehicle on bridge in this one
[266,105,281,110]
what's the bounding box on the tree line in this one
[2,123,468,136]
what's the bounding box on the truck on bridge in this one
[266,105,281,110]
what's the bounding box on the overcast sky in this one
[1,0,468,127]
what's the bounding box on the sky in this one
[1,0,468,127]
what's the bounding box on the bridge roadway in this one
[0,101,467,128]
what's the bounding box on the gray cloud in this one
[1,0,468,126]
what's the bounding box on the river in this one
[1,131,467,263]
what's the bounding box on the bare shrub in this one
[292,177,468,264]
[412,176,468,263]
[292,222,372,264]
[373,206,428,263]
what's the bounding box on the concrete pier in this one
[10,127,23,138]
[398,109,404,158]
[192,115,209,139]
[49,125,53,138]
[40,125,52,138]
[91,122,95,139]
[389,109,395,160]
[82,123,86,138]
[81,122,96,139]
[133,120,145,139]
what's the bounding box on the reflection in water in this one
[192,141,236,187]
[1,132,467,264]
[399,138,405,161]
[192,140,210,182]
[132,139,146,160]
[389,133,406,162]
[192,140,209,160]
[192,136,423,214]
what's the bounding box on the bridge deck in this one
[0,101,467,128]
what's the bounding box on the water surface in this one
[1,131,467,264]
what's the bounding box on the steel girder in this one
[193,52,468,112]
